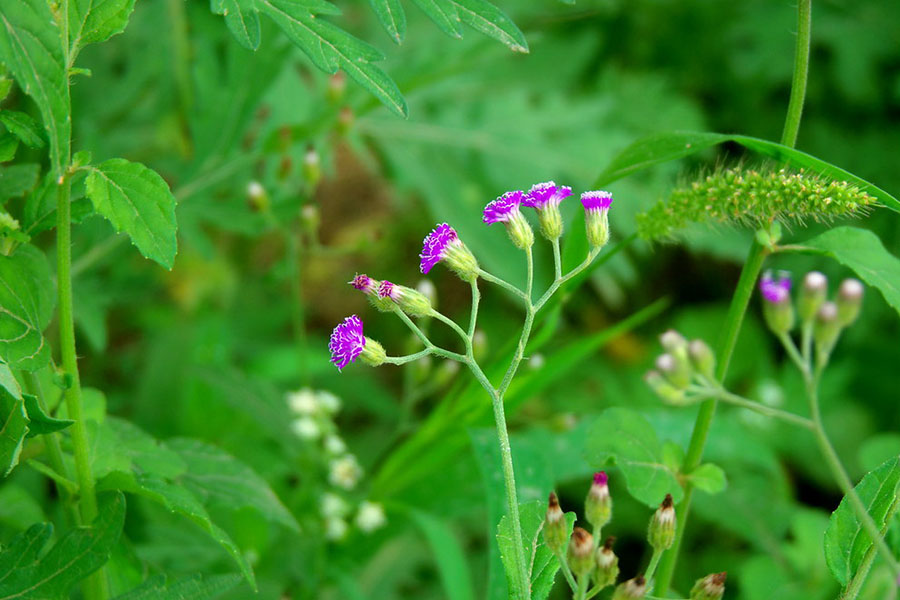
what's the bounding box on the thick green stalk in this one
[652,240,767,594]
[780,0,812,148]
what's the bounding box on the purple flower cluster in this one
[483,191,526,224]
[329,315,366,371]
[523,181,572,210]
[580,190,614,212]
[760,272,791,303]
[419,224,458,274]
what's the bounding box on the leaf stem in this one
[645,548,664,582]
[780,0,812,148]
[714,388,814,429]
[477,268,528,301]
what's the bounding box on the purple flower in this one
[760,272,791,303]
[420,224,459,274]
[350,273,376,294]
[580,190,614,212]
[378,280,397,300]
[329,315,366,371]
[593,471,608,487]
[523,181,572,209]
[483,190,525,224]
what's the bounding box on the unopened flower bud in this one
[360,337,386,367]
[543,492,567,552]
[655,353,691,389]
[585,472,612,529]
[836,278,863,326]
[645,370,687,405]
[246,180,269,212]
[648,494,676,551]
[612,575,647,600]
[567,527,594,577]
[814,301,841,358]
[349,274,394,312]
[594,536,619,589]
[690,572,727,600]
[798,271,827,322]
[378,280,433,318]
[688,340,715,380]
[420,224,480,282]
[302,145,321,188]
[581,191,613,249]
[660,329,688,356]
[483,191,534,250]
[760,271,794,335]
[523,182,571,240]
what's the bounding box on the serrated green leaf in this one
[0,0,69,174]
[450,0,527,52]
[800,226,900,320]
[689,463,727,495]
[0,110,45,148]
[825,456,900,586]
[585,407,683,507]
[23,393,73,437]
[0,491,126,599]
[368,0,406,43]
[112,574,243,600]
[497,500,575,600]
[410,0,461,38]
[0,163,40,200]
[69,0,137,55]
[85,158,177,269]
[0,397,27,477]
[408,509,475,600]
[0,244,55,371]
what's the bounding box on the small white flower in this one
[355,501,386,533]
[320,492,348,518]
[287,388,319,415]
[329,455,362,490]
[324,516,348,540]
[324,435,346,455]
[291,417,320,439]
[316,390,341,414]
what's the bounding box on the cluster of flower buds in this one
[759,270,864,360]
[645,330,716,405]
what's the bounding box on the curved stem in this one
[383,349,432,365]
[553,548,577,591]
[715,389,814,429]
[477,268,527,301]
[469,280,481,339]
[645,548,664,583]
[781,0,812,148]
[430,310,470,347]
[534,249,599,312]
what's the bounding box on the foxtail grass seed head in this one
[760,271,794,334]
[329,315,367,371]
[586,471,612,529]
[655,352,691,389]
[544,492,568,551]
[814,301,842,356]
[688,339,715,379]
[595,537,620,589]
[567,527,595,577]
[799,271,827,322]
[636,167,875,240]
[420,223,479,281]
[612,575,647,600]
[690,572,727,600]
[350,274,394,312]
[837,278,864,326]
[648,494,676,551]
[645,370,687,405]
[377,280,434,318]
[484,190,534,249]
[523,181,572,240]
[581,190,613,249]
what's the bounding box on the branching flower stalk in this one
[332,182,611,599]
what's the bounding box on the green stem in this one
[551,237,562,281]
[534,249,599,312]
[553,548,578,591]
[780,0,812,148]
[383,349,432,365]
[645,548,664,583]
[430,310,470,347]
[469,280,481,338]
[574,571,590,600]
[477,268,528,301]
[714,389,814,429]
[652,240,767,595]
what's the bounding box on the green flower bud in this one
[246,180,269,213]
[543,492,568,552]
[538,202,564,241]
[814,301,842,360]
[612,575,647,600]
[567,527,594,577]
[655,353,691,389]
[506,210,534,250]
[585,472,612,529]
[302,145,321,188]
[760,271,795,335]
[360,337,386,367]
[798,271,827,323]
[688,340,715,380]
[648,494,676,552]
[594,536,619,590]
[645,371,687,405]
[836,278,864,327]
[690,572,727,600]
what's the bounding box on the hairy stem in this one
[477,268,528,301]
[645,548,664,583]
[780,0,812,148]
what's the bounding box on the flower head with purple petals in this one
[329,315,366,371]
[523,181,572,210]
[581,190,614,212]
[483,191,525,224]
[420,224,458,274]
[760,271,792,303]
[378,280,397,300]
[350,273,376,294]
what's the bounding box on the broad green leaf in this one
[585,407,683,507]
[23,393,73,437]
[0,491,126,599]
[799,227,900,319]
[825,456,900,586]
[112,574,243,600]
[0,163,40,200]
[688,463,727,495]
[0,523,52,582]
[85,158,178,269]
[0,0,69,174]
[408,510,476,600]
[0,110,45,148]
[369,0,406,43]
[410,0,461,38]
[593,131,900,214]
[0,136,17,162]
[0,244,55,370]
[68,0,136,54]
[450,0,527,53]
[497,500,575,600]
[168,438,300,532]
[0,397,26,476]
[210,0,261,50]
